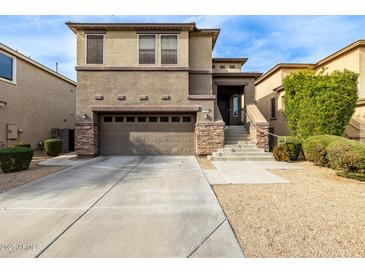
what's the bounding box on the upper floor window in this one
[0,52,15,83]
[161,35,177,64]
[139,35,156,64]
[86,34,104,64]
[271,97,276,118]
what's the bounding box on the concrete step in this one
[213,152,270,157]
[225,141,253,145]
[225,130,248,134]
[223,144,257,148]
[209,155,275,161]
[226,126,247,129]
[224,131,248,136]
[225,129,248,133]
[218,147,265,153]
[237,140,256,145]
[225,137,251,141]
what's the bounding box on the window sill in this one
[270,117,277,121]
[0,77,16,85]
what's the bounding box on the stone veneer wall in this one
[75,123,99,156]
[195,123,225,155]
[247,122,269,151]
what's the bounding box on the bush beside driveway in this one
[0,151,66,193]
[213,161,365,257]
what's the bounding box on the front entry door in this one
[218,92,242,125]
[218,94,230,125]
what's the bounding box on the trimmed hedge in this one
[327,139,365,175]
[283,69,358,139]
[273,136,302,162]
[302,135,344,166]
[14,143,31,148]
[0,147,33,173]
[44,139,63,157]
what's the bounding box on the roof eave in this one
[255,63,314,85]
[0,43,76,86]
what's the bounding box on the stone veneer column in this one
[195,122,225,156]
[75,123,99,156]
[255,123,269,151]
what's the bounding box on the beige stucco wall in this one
[189,74,212,95]
[77,30,189,67]
[316,48,361,96]
[189,36,212,70]
[188,36,213,96]
[75,29,217,126]
[0,54,76,148]
[213,62,242,73]
[76,70,215,123]
[255,68,306,136]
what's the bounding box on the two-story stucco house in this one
[67,22,263,156]
[255,40,365,149]
[0,43,76,149]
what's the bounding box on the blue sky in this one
[1,15,365,80]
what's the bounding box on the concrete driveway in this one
[0,156,243,258]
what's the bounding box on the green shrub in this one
[302,135,344,166]
[273,145,289,162]
[14,143,31,148]
[282,136,302,161]
[283,69,358,139]
[44,139,63,157]
[337,171,365,181]
[327,139,365,174]
[0,147,33,173]
[274,136,302,162]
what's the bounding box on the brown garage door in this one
[99,114,195,155]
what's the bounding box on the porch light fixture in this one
[82,113,88,119]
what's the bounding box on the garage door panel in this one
[100,114,195,155]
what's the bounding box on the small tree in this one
[283,69,358,139]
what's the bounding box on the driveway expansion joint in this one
[187,217,226,258]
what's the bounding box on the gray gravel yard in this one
[213,161,365,257]
[0,151,66,193]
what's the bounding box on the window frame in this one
[160,34,179,65]
[0,50,16,85]
[137,34,157,65]
[85,33,105,65]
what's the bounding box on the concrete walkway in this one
[204,160,303,184]
[0,156,242,258]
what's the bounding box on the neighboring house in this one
[67,22,262,156]
[0,43,77,150]
[255,40,365,148]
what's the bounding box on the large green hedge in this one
[0,147,33,173]
[283,69,358,139]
